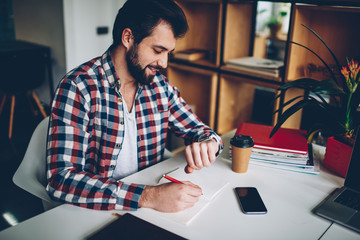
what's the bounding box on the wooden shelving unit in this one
[174,0,223,68]
[167,63,218,128]
[222,1,255,63]
[167,0,360,135]
[283,4,360,129]
[287,5,360,81]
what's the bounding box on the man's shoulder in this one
[64,56,103,83]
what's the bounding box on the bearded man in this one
[46,0,223,213]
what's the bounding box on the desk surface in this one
[1,129,360,239]
[2,153,359,239]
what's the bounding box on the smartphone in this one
[235,187,267,214]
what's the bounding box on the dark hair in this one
[112,0,188,47]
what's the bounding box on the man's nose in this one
[157,53,168,69]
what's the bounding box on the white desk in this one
[1,129,359,239]
[322,223,360,240]
[2,151,358,239]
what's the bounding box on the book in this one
[233,122,319,174]
[86,213,185,240]
[225,63,281,75]
[251,148,309,160]
[227,57,284,70]
[250,144,320,175]
[250,159,319,175]
[250,152,309,164]
[172,49,208,61]
[229,144,317,173]
[250,157,313,168]
[235,122,308,155]
[224,57,284,81]
[222,64,282,81]
[141,164,229,225]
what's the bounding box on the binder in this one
[86,213,185,240]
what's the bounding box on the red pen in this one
[163,174,184,184]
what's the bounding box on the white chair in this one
[13,116,174,211]
[13,116,61,211]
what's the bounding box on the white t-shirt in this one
[113,100,138,180]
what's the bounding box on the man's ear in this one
[122,28,134,49]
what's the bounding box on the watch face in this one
[198,135,212,142]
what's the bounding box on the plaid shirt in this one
[46,48,223,211]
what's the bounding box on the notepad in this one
[141,164,229,225]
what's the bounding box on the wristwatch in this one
[197,135,220,156]
[197,135,215,143]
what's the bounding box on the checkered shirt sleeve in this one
[46,58,144,211]
[46,48,223,211]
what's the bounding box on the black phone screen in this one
[235,187,267,214]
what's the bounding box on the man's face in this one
[126,21,176,85]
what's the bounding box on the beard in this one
[126,44,160,85]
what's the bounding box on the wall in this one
[12,0,125,105]
[63,0,125,71]
[12,0,66,105]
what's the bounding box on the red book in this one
[235,122,308,155]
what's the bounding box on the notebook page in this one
[159,166,228,201]
[140,164,229,225]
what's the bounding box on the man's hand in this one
[184,139,218,174]
[138,182,202,212]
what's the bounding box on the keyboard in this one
[334,189,360,211]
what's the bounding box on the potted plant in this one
[270,24,360,177]
[266,10,287,39]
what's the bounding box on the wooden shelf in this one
[169,58,218,70]
[284,4,360,128]
[286,4,360,81]
[167,0,360,134]
[167,63,218,129]
[217,74,278,135]
[221,65,283,83]
[174,0,223,67]
[223,1,255,63]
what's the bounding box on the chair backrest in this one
[13,116,173,210]
[13,116,60,210]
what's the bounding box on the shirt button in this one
[118,98,122,103]
[116,144,121,148]
[110,165,115,168]
[120,121,124,125]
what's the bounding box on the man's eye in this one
[154,49,161,54]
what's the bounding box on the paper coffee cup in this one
[230,135,254,173]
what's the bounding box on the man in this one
[46,0,223,213]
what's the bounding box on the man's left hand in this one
[184,139,218,173]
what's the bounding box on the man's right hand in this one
[138,182,202,212]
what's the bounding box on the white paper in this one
[141,164,229,225]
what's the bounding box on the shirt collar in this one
[101,46,147,96]
[101,47,119,89]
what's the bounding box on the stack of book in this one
[234,122,319,175]
[172,49,209,61]
[225,57,284,80]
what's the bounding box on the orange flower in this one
[348,59,359,82]
[341,66,350,81]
